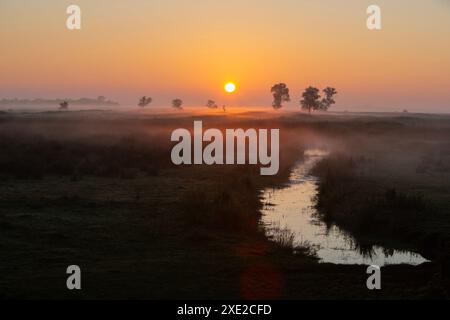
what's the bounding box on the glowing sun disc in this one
[225,82,236,93]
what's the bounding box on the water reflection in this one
[261,149,429,266]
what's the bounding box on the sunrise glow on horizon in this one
[1,0,450,112]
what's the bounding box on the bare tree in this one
[271,83,290,109]
[138,96,152,107]
[172,99,183,110]
[300,87,321,114]
[206,100,218,109]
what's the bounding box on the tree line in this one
[57,85,337,113]
[271,83,337,113]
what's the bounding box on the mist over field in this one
[1,108,449,299]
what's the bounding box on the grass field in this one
[1,110,449,299]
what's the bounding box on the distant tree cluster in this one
[206,100,218,109]
[138,96,153,107]
[0,97,119,109]
[172,99,183,110]
[134,97,221,112]
[300,86,337,113]
[59,101,69,110]
[132,86,336,113]
[137,98,223,111]
[2,87,338,114]
[8,87,337,113]
[270,84,338,113]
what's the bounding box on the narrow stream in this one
[261,149,429,266]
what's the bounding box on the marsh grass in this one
[268,226,296,251]
[312,152,448,263]
[179,166,261,233]
[264,223,319,259]
[0,133,167,180]
[1,111,450,298]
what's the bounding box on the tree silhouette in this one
[300,87,321,114]
[59,101,69,110]
[271,83,290,109]
[172,99,183,110]
[138,96,152,107]
[300,86,337,113]
[320,87,337,111]
[206,100,218,109]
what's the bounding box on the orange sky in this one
[1,0,450,112]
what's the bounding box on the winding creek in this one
[261,149,429,266]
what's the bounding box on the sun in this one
[224,82,236,93]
